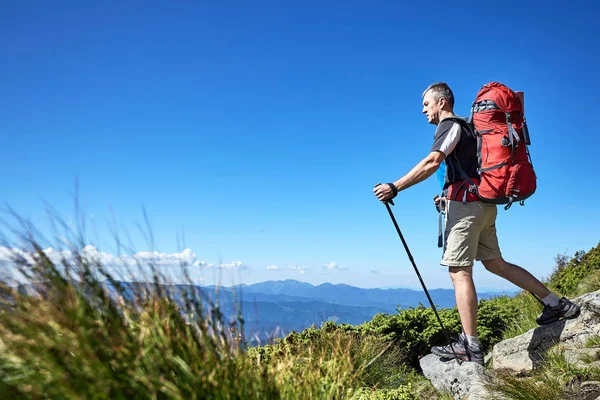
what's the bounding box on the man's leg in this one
[481,257,550,298]
[449,265,478,337]
[482,256,581,325]
[477,204,580,325]
[431,201,485,364]
[431,264,484,364]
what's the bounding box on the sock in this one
[543,293,561,307]
[464,334,480,349]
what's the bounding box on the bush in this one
[351,385,418,400]
[547,242,600,297]
[247,321,414,397]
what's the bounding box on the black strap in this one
[505,113,521,158]
[446,158,478,190]
[438,207,444,248]
[374,183,395,205]
[436,194,446,248]
[480,161,508,172]
[387,183,398,198]
[476,134,482,170]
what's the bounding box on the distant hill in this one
[189,280,516,343]
[15,279,518,345]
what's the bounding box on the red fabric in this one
[446,179,481,202]
[472,82,537,204]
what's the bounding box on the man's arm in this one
[373,151,446,202]
[393,150,446,192]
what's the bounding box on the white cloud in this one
[0,245,215,274]
[322,262,348,271]
[371,270,380,274]
[42,248,73,265]
[0,247,36,265]
[77,246,212,269]
[218,261,249,270]
[289,263,308,275]
[266,265,279,270]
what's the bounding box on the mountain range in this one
[186,279,518,344]
[16,279,518,345]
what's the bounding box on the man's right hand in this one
[374,183,397,203]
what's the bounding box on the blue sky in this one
[1,1,599,290]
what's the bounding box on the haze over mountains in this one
[16,279,518,345]
[192,279,518,343]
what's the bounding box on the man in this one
[373,82,580,365]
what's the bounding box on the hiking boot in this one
[431,337,484,366]
[536,297,581,325]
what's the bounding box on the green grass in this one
[488,342,600,399]
[0,254,280,399]
[0,214,440,399]
[497,243,600,342]
[499,291,543,341]
[585,335,600,348]
[1,207,599,399]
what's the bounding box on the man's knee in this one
[482,257,506,274]
[449,266,473,282]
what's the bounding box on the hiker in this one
[373,82,581,365]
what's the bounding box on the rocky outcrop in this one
[492,290,600,373]
[420,290,600,399]
[420,354,493,400]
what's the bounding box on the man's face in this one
[422,90,442,125]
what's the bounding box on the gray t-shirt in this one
[430,117,479,190]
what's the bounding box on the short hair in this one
[422,82,454,108]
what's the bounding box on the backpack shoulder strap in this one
[444,115,482,180]
[443,116,476,139]
[441,116,480,201]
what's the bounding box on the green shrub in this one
[547,242,600,297]
[351,385,418,400]
[247,321,413,397]
[355,305,461,368]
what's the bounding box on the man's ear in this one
[438,97,447,109]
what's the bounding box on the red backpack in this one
[454,82,537,209]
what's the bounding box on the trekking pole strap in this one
[438,211,444,248]
[435,195,445,248]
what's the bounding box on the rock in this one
[562,347,600,365]
[584,360,600,369]
[572,381,600,400]
[419,354,494,400]
[492,290,600,374]
[581,381,600,388]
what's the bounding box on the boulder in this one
[420,290,600,398]
[492,290,600,373]
[419,354,494,400]
[571,380,600,400]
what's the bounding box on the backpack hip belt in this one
[445,179,481,203]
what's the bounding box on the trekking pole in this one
[375,184,460,363]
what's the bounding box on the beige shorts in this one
[442,200,502,267]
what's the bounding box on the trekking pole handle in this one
[374,183,395,206]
